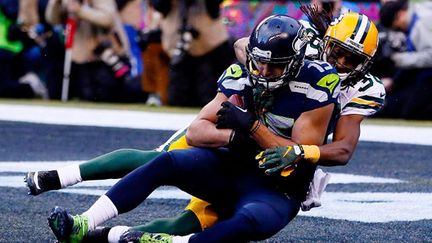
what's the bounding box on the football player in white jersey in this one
[253,11,386,173]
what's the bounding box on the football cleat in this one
[119,230,144,243]
[24,170,61,195]
[48,206,88,243]
[82,226,111,243]
[119,230,173,243]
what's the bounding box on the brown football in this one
[228,94,245,108]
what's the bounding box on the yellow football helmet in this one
[322,12,379,84]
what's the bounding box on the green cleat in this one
[139,232,173,243]
[119,230,173,243]
[48,206,88,243]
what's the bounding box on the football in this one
[228,94,245,108]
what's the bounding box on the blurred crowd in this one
[0,0,430,119]
[373,0,432,120]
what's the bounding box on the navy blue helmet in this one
[246,14,309,90]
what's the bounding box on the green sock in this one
[132,210,202,236]
[80,149,162,180]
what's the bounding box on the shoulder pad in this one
[217,63,250,97]
[289,60,340,104]
[300,60,340,94]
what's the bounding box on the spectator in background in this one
[15,0,66,100]
[154,0,235,107]
[378,0,432,119]
[0,0,48,99]
[45,0,132,102]
[139,1,169,106]
[115,0,148,103]
[371,20,407,80]
[117,0,143,79]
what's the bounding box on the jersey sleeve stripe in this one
[358,95,385,104]
[345,102,381,111]
[351,97,382,107]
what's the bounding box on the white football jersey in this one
[338,73,386,117]
[299,20,385,118]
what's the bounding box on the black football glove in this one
[216,101,256,133]
[256,145,304,176]
[253,84,274,114]
[228,130,259,156]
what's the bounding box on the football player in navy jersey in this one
[46,14,341,243]
[235,11,385,177]
[28,10,384,243]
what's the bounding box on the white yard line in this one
[0,103,431,145]
[0,104,196,131]
[358,125,432,146]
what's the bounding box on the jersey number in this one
[308,61,333,73]
[358,78,373,92]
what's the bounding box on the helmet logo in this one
[330,15,344,26]
[292,28,308,52]
[252,47,272,60]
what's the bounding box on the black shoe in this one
[47,206,89,243]
[119,230,144,243]
[82,226,111,243]
[24,170,61,195]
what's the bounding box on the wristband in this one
[301,145,320,163]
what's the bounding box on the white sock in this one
[57,164,82,188]
[83,195,118,231]
[172,233,193,243]
[108,225,130,243]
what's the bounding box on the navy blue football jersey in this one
[217,60,340,139]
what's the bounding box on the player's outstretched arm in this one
[316,114,364,166]
[258,114,365,174]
